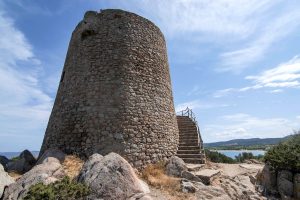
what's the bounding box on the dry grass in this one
[141,161,194,200]
[8,171,22,181]
[62,155,84,180]
[142,162,180,190]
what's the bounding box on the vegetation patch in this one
[24,176,90,200]
[205,149,237,163]
[10,156,21,161]
[235,152,264,163]
[264,132,300,172]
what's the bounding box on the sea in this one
[216,150,266,159]
[0,151,40,159]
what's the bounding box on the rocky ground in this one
[148,161,266,200]
[0,150,277,200]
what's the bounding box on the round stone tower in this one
[40,9,179,167]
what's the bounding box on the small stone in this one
[181,179,196,193]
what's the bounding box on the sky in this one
[0,0,300,151]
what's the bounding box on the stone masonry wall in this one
[40,9,179,167]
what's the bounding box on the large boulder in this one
[165,156,187,177]
[0,164,14,198]
[36,148,65,165]
[77,153,151,200]
[6,150,36,174]
[256,164,277,195]
[0,156,9,171]
[294,173,300,199]
[277,170,293,198]
[2,157,65,200]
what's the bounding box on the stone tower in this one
[40,9,179,167]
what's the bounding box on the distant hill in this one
[204,136,290,147]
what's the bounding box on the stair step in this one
[179,138,198,141]
[177,154,205,159]
[179,134,198,137]
[177,150,200,154]
[179,145,199,147]
[181,158,206,164]
[179,137,198,140]
[178,146,200,150]
[179,141,199,144]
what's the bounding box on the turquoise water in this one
[216,150,265,159]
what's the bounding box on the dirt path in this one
[215,163,264,177]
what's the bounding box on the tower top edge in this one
[82,9,163,34]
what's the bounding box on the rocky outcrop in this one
[294,174,300,199]
[36,148,65,165]
[256,164,278,195]
[166,156,187,177]
[181,170,203,182]
[194,169,220,185]
[0,156,9,171]
[6,150,36,174]
[256,165,300,199]
[193,182,231,200]
[77,153,151,200]
[2,157,65,200]
[277,170,293,198]
[0,164,14,199]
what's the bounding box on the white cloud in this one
[175,100,228,112]
[213,88,235,98]
[203,113,299,142]
[246,55,300,87]
[219,8,300,73]
[269,89,283,94]
[214,55,300,97]
[108,0,279,40]
[0,11,52,150]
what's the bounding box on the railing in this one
[176,107,204,150]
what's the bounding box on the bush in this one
[235,152,264,163]
[10,156,21,161]
[264,132,300,172]
[24,176,90,200]
[205,149,237,163]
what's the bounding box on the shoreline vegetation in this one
[205,132,300,166]
[205,149,264,164]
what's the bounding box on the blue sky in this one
[1,0,300,151]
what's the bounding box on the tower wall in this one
[40,9,179,167]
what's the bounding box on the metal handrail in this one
[176,107,204,150]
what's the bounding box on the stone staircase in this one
[176,115,206,164]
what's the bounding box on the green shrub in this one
[10,156,21,161]
[24,176,90,200]
[205,149,237,163]
[264,132,300,172]
[235,152,264,163]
